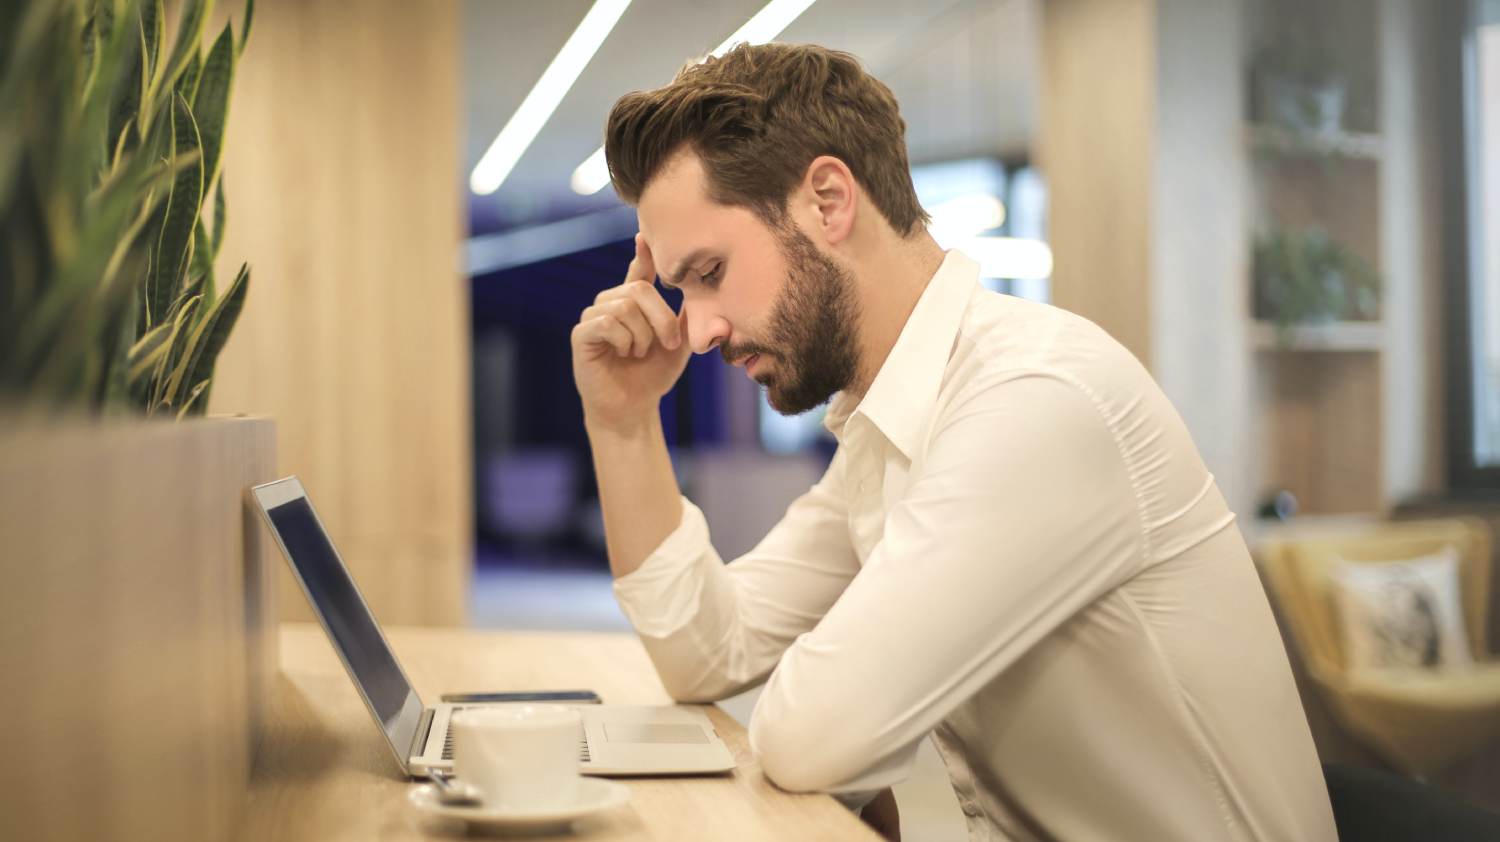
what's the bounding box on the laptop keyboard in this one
[442,708,591,763]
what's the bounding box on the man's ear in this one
[801,155,857,246]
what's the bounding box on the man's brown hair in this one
[604,43,930,237]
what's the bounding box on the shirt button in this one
[959,799,980,817]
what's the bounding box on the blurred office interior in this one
[6,0,1500,839]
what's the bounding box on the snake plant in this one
[1,0,253,418]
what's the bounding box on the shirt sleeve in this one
[612,447,863,702]
[748,373,1148,794]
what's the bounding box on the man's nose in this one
[683,303,730,355]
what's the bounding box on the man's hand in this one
[860,788,901,841]
[571,233,692,435]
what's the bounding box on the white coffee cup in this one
[449,705,582,809]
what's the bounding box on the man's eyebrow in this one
[662,248,713,290]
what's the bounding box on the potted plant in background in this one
[1250,41,1347,137]
[1253,224,1381,343]
[0,4,280,839]
[1249,1,1354,138]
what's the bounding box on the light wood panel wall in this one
[0,418,277,842]
[1038,0,1156,369]
[209,0,470,626]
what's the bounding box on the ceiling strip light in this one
[570,0,819,195]
[470,0,633,196]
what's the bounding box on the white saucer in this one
[408,778,630,833]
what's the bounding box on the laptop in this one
[251,475,737,777]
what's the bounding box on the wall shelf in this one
[1250,321,1385,352]
[1246,124,1384,161]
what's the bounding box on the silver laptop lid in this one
[252,476,426,770]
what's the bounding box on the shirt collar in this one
[822,250,980,457]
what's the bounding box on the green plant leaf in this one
[239,0,253,55]
[100,293,138,413]
[1,0,181,412]
[0,0,97,214]
[126,317,174,382]
[156,0,213,105]
[15,137,174,380]
[191,221,216,300]
[176,378,211,419]
[194,21,235,192]
[92,145,180,295]
[153,267,207,378]
[173,270,207,323]
[137,201,168,327]
[72,3,138,202]
[130,290,194,402]
[149,291,202,412]
[203,262,218,315]
[210,175,225,255]
[176,261,247,408]
[148,92,203,327]
[143,0,163,86]
[103,3,139,149]
[110,114,135,167]
[176,49,201,102]
[80,4,104,107]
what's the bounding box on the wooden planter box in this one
[0,416,277,842]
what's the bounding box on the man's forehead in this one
[639,207,721,282]
[637,151,776,276]
[637,218,695,271]
[637,155,711,250]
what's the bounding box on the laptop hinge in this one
[410,708,435,761]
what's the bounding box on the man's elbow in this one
[636,629,772,703]
[750,708,869,793]
[656,666,758,705]
[662,681,724,705]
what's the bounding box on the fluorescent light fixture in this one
[951,236,1054,281]
[708,0,819,56]
[571,146,610,195]
[570,0,819,195]
[471,0,632,196]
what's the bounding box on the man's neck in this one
[844,231,947,399]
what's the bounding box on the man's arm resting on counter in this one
[748,374,1145,795]
[612,448,863,702]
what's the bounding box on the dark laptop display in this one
[263,493,425,759]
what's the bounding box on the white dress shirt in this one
[613,251,1337,841]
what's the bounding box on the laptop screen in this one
[256,479,424,767]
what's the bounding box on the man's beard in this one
[720,224,861,416]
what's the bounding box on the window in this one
[1446,0,1500,489]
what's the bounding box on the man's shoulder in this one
[946,293,1147,400]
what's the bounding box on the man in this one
[571,43,1336,841]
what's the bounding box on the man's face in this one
[639,153,859,415]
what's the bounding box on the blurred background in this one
[31,0,1494,837]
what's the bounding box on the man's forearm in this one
[586,412,685,579]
